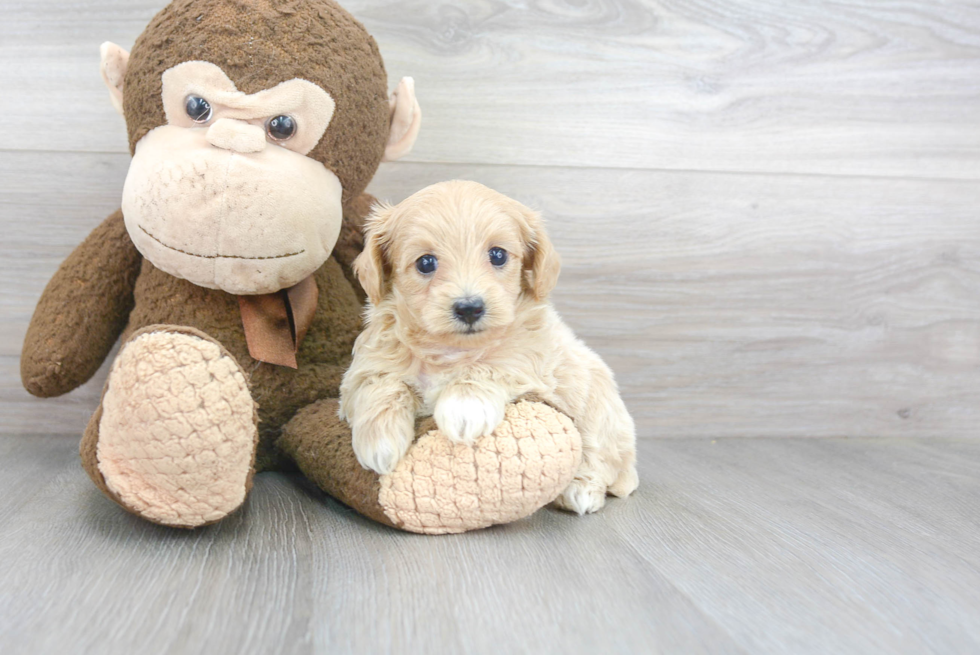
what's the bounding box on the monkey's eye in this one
[416,255,438,275]
[489,247,508,267]
[185,96,212,123]
[266,115,296,141]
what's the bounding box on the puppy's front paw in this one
[553,480,608,515]
[434,391,506,445]
[352,413,415,475]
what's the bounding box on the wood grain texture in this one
[1,0,979,178]
[1,436,979,654]
[4,151,978,438]
[3,2,980,652]
[367,163,980,439]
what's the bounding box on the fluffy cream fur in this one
[340,180,638,514]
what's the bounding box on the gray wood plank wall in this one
[2,0,979,440]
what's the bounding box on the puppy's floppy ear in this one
[514,202,561,300]
[353,203,395,305]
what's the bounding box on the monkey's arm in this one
[333,192,376,302]
[21,209,142,397]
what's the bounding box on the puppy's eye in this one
[185,96,212,123]
[489,247,508,267]
[416,254,438,275]
[267,115,296,141]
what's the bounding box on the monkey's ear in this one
[382,77,421,162]
[516,204,561,300]
[100,42,130,116]
[353,204,395,305]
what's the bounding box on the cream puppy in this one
[339,180,637,514]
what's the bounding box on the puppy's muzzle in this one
[453,297,485,326]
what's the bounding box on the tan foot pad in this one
[97,330,257,527]
[379,400,582,535]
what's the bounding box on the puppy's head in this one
[354,180,560,341]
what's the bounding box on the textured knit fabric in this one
[280,398,582,534]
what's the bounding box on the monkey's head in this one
[100,0,420,295]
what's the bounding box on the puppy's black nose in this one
[453,298,485,325]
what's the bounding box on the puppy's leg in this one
[608,448,640,498]
[342,375,418,475]
[554,366,638,515]
[432,377,511,446]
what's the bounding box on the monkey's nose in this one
[453,298,486,326]
[205,118,267,153]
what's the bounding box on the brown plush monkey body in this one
[109,227,364,469]
[21,0,581,534]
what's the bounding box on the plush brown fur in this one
[23,0,387,516]
[23,0,581,532]
[21,210,142,398]
[278,398,398,528]
[25,0,382,457]
[123,0,390,205]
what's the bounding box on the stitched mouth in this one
[139,225,305,260]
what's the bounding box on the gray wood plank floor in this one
[1,436,979,654]
[2,0,979,653]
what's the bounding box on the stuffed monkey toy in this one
[21,0,581,534]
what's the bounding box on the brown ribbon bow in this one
[238,275,318,369]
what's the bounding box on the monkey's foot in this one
[89,326,258,528]
[280,398,583,534]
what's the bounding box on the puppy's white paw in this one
[352,414,415,475]
[434,391,506,445]
[553,480,608,515]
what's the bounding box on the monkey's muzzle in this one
[122,125,343,295]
